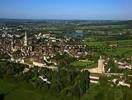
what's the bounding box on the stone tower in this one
[98,56,105,73]
[24,31,27,46]
[11,40,14,51]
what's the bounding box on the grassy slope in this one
[0,79,64,100]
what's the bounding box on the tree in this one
[107,58,118,73]
[54,52,76,68]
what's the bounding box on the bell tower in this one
[24,31,27,46]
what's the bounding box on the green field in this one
[84,39,132,57]
[70,61,97,69]
[84,39,132,47]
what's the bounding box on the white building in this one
[84,56,105,74]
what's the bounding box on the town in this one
[0,19,132,100]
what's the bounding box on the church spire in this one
[24,31,27,46]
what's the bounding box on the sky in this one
[0,0,132,20]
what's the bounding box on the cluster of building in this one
[0,31,88,67]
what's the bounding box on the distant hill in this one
[0,18,132,26]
